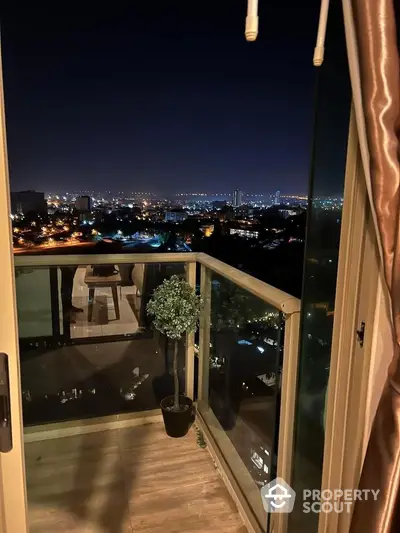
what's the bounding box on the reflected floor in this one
[25,423,247,533]
[20,336,180,425]
[70,266,140,339]
[226,397,275,485]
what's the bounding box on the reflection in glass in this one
[15,261,186,425]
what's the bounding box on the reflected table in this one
[84,266,121,321]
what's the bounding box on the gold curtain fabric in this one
[350,0,400,532]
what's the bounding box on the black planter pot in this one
[160,395,195,438]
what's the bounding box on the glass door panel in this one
[288,1,351,532]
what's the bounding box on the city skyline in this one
[1,2,329,195]
[22,187,310,197]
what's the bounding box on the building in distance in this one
[201,224,214,237]
[232,189,244,208]
[230,227,259,239]
[75,195,92,212]
[279,208,298,219]
[164,209,188,223]
[11,190,47,215]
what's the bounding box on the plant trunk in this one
[173,339,179,410]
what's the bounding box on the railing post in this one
[198,264,211,404]
[185,261,196,400]
[273,309,301,533]
[49,267,62,338]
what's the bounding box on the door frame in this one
[0,45,29,533]
[318,106,382,533]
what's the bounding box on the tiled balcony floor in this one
[25,422,247,533]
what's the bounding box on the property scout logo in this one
[260,478,379,514]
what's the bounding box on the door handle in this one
[0,354,12,453]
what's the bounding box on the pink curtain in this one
[349,0,400,532]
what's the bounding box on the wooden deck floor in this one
[25,422,247,533]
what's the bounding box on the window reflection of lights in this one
[251,451,263,470]
[265,338,277,346]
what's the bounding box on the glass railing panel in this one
[15,266,54,338]
[15,260,187,426]
[197,270,284,529]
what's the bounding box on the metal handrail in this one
[196,253,300,314]
[14,252,197,266]
[14,251,300,313]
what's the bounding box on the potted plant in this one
[147,275,202,437]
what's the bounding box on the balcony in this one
[15,252,300,533]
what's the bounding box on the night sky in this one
[2,2,325,195]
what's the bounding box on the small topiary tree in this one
[147,275,202,411]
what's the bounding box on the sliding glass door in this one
[288,1,351,531]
